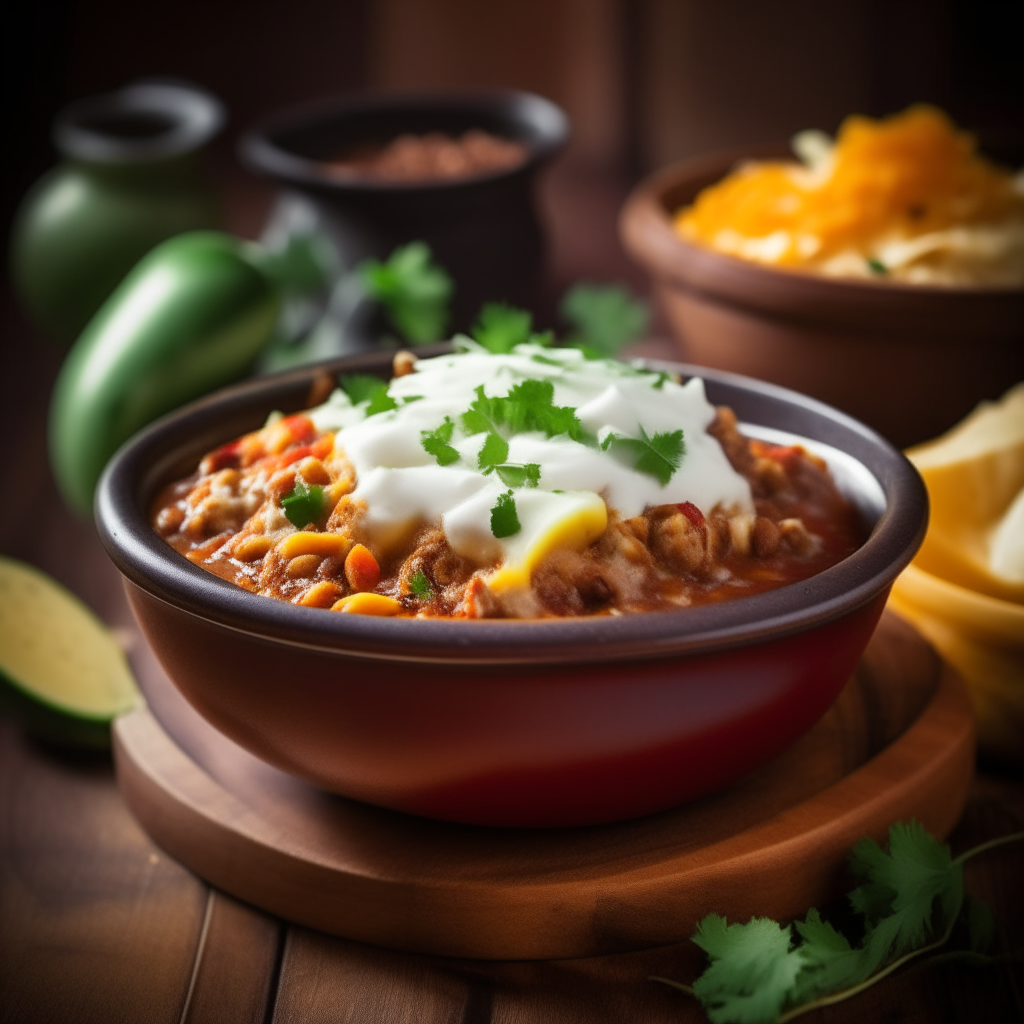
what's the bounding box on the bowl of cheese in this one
[620,106,1024,448]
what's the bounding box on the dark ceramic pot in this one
[96,350,927,827]
[240,91,569,332]
[10,81,224,344]
[620,149,1024,449]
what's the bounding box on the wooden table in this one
[2,167,1023,1023]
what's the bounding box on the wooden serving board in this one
[113,610,974,961]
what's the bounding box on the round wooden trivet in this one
[113,609,974,960]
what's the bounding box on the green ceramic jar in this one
[10,81,224,344]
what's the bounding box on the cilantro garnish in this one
[476,431,509,471]
[472,302,533,353]
[653,822,1024,1024]
[474,427,540,488]
[461,386,506,436]
[359,242,453,344]
[495,462,540,488]
[866,257,889,276]
[340,374,397,416]
[490,490,521,537]
[408,570,433,600]
[420,417,461,466]
[602,427,685,486]
[462,381,586,444]
[280,479,325,528]
[560,283,650,356]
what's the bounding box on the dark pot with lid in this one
[239,90,569,335]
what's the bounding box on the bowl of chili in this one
[96,349,927,827]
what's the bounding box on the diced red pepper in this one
[280,414,317,445]
[676,501,706,530]
[268,432,334,470]
[200,439,242,473]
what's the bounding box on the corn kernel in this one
[331,593,403,616]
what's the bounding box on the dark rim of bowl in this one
[54,81,225,165]
[619,150,1024,337]
[239,89,570,194]
[95,350,927,666]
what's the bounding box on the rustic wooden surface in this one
[2,166,1023,1021]
[110,610,975,960]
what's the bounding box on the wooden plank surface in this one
[0,720,207,1024]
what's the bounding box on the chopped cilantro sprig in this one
[490,490,521,538]
[420,417,460,466]
[408,570,433,600]
[602,427,685,486]
[653,822,1024,1024]
[462,381,588,443]
[280,479,325,528]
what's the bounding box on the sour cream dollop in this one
[308,342,753,575]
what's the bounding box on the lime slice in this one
[0,557,139,748]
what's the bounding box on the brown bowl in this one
[95,349,927,827]
[619,149,1024,449]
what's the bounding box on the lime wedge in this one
[0,557,138,748]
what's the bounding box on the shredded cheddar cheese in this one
[675,105,1024,286]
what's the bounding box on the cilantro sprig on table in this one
[560,282,650,357]
[653,821,1024,1024]
[359,242,453,344]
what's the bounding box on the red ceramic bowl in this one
[96,350,927,827]
[619,149,1024,449]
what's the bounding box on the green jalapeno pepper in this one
[49,230,326,517]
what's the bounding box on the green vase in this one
[10,81,225,344]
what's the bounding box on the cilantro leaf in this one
[602,427,685,485]
[477,432,510,472]
[848,820,963,962]
[461,386,507,436]
[495,462,540,488]
[490,490,521,538]
[790,909,869,1005]
[866,257,888,276]
[503,379,578,438]
[669,821,1016,1024]
[280,479,325,528]
[340,374,398,416]
[692,915,806,1024]
[560,282,650,356]
[408,570,433,600]
[359,241,453,344]
[421,417,460,466]
[473,302,533,353]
